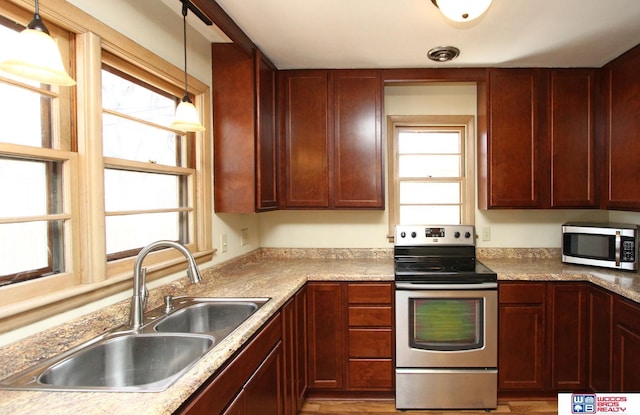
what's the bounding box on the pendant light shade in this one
[431,0,493,22]
[170,0,205,133]
[171,96,206,132]
[0,0,75,86]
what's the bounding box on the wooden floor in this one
[299,399,558,414]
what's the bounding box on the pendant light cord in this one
[181,1,190,102]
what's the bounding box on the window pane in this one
[102,113,179,165]
[104,169,181,211]
[102,69,175,126]
[0,158,62,216]
[106,213,180,254]
[400,182,460,204]
[399,155,461,178]
[0,83,51,148]
[400,205,460,225]
[398,131,460,154]
[0,220,64,282]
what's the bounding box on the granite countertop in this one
[0,248,638,415]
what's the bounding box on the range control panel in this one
[394,225,476,246]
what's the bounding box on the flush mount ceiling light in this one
[431,0,493,22]
[170,0,207,133]
[427,46,460,62]
[0,0,75,86]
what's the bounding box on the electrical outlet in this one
[241,228,249,246]
[482,226,491,241]
[220,233,228,253]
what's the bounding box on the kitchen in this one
[0,0,640,413]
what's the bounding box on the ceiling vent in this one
[427,46,460,62]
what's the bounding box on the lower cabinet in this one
[175,314,283,415]
[282,287,308,415]
[307,282,394,395]
[499,281,640,396]
[612,296,640,391]
[498,282,546,392]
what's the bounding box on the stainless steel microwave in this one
[562,222,638,271]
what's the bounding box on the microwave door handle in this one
[615,231,621,266]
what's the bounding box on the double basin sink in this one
[0,297,269,392]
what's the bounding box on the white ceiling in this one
[191,0,640,70]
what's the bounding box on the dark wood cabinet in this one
[279,70,384,209]
[602,44,640,210]
[612,296,640,391]
[478,69,546,208]
[176,315,283,415]
[282,287,307,415]
[548,283,588,391]
[346,283,393,391]
[549,69,597,207]
[498,282,547,391]
[588,285,613,392]
[279,70,330,208]
[306,282,393,395]
[212,44,278,213]
[478,68,597,209]
[307,282,344,389]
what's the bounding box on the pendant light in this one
[0,0,75,86]
[169,0,205,133]
[431,0,493,22]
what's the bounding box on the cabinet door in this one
[282,287,308,415]
[255,51,278,211]
[549,70,596,207]
[480,69,546,208]
[307,282,344,389]
[244,343,283,415]
[294,287,308,409]
[498,283,546,391]
[612,297,640,391]
[548,283,588,391]
[281,71,330,207]
[331,71,383,208]
[212,43,256,213]
[604,45,640,210]
[588,285,613,392]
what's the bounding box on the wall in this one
[260,83,609,249]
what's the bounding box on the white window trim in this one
[387,115,475,240]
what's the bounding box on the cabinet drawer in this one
[348,306,392,327]
[348,359,393,389]
[499,282,545,304]
[347,283,392,304]
[349,329,392,358]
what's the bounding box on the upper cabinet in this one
[279,70,384,209]
[478,68,597,209]
[602,44,640,211]
[212,44,278,213]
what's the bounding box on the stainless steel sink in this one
[153,297,269,339]
[0,297,269,392]
[0,332,214,392]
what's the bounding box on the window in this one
[388,116,475,237]
[0,13,75,289]
[101,60,193,261]
[0,4,212,331]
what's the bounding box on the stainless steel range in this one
[394,225,498,410]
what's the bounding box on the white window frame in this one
[387,115,475,240]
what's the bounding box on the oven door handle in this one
[395,282,498,290]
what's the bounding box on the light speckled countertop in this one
[0,248,637,415]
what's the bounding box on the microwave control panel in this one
[622,239,636,262]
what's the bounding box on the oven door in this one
[395,282,497,368]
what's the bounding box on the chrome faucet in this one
[129,240,202,330]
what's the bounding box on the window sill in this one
[0,249,215,333]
